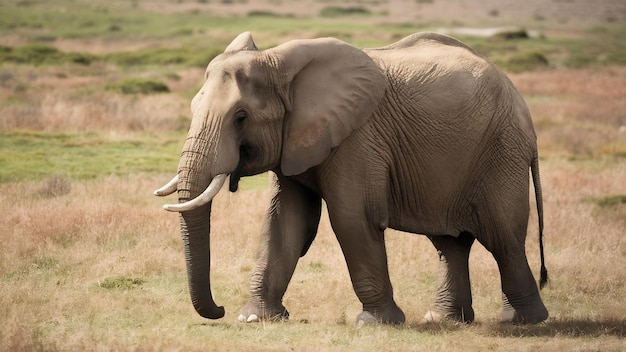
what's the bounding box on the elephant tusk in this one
[153,175,179,197]
[162,174,228,212]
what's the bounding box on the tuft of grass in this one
[31,256,60,270]
[38,174,72,197]
[106,78,170,95]
[99,276,145,290]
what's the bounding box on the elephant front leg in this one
[238,173,322,323]
[424,233,475,323]
[331,214,405,326]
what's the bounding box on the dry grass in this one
[0,65,200,132]
[1,158,625,350]
[510,67,626,158]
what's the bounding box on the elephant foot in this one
[500,306,548,324]
[238,300,289,323]
[356,304,406,327]
[422,305,474,324]
[500,292,548,324]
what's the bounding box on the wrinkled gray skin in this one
[157,31,549,325]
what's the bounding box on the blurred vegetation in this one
[104,47,222,68]
[106,78,170,94]
[0,44,95,65]
[0,0,623,71]
[38,174,72,197]
[594,194,626,208]
[0,0,624,184]
[319,6,372,17]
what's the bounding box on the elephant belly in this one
[387,203,465,238]
[385,163,470,238]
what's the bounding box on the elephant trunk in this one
[176,154,226,319]
[178,201,225,319]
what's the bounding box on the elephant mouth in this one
[229,165,243,192]
[154,142,257,211]
[229,142,256,192]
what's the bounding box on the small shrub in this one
[497,51,549,73]
[247,10,292,18]
[32,256,60,270]
[319,6,371,17]
[106,78,170,95]
[39,174,71,198]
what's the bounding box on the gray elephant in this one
[154,31,549,325]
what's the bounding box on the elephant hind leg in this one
[476,216,548,324]
[423,232,475,324]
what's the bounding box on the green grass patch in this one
[0,130,183,183]
[0,130,269,187]
[238,172,270,191]
[31,256,60,270]
[104,46,222,68]
[459,26,626,71]
[0,43,222,68]
[0,44,94,65]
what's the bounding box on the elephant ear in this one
[224,31,258,53]
[272,38,386,176]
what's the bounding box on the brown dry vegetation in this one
[0,64,199,132]
[1,156,625,351]
[1,0,625,351]
[510,67,626,158]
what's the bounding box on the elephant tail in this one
[531,155,548,289]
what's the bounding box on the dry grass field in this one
[1,0,625,351]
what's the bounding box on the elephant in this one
[154,31,549,326]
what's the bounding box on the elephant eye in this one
[234,110,247,128]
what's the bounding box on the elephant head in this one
[154,32,386,319]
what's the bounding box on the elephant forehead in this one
[192,75,241,114]
[207,51,258,73]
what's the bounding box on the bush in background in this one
[106,78,170,95]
